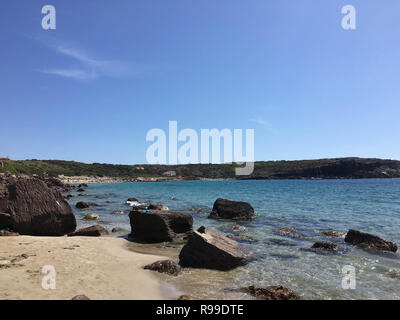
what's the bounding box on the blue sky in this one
[0,0,399,164]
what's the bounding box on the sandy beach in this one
[0,236,179,300]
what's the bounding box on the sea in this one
[70,179,400,300]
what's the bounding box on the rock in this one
[68,225,109,237]
[241,285,300,300]
[148,204,169,211]
[179,226,251,270]
[177,295,192,300]
[196,209,205,214]
[321,230,344,238]
[275,227,306,239]
[77,188,85,192]
[38,177,73,193]
[71,295,90,300]
[344,229,397,253]
[231,225,246,232]
[143,259,181,276]
[209,198,255,221]
[111,227,127,233]
[129,209,193,243]
[311,241,338,251]
[83,213,99,220]
[113,210,125,215]
[78,184,88,188]
[0,175,76,236]
[226,234,257,243]
[75,202,98,209]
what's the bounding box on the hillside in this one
[1,158,400,180]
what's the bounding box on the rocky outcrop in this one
[68,225,109,237]
[209,198,255,221]
[344,229,397,253]
[75,202,99,209]
[143,260,181,276]
[39,177,73,193]
[311,241,338,251]
[179,226,251,270]
[241,285,300,300]
[129,209,193,242]
[148,204,169,211]
[0,175,76,236]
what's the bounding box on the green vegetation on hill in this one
[1,158,399,179]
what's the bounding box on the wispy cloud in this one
[249,116,277,134]
[36,39,136,81]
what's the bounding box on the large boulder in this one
[148,203,169,211]
[68,225,109,237]
[344,229,397,253]
[129,209,193,242]
[0,175,76,235]
[209,198,255,220]
[241,285,300,300]
[179,226,251,270]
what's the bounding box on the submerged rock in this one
[275,227,306,239]
[344,229,397,253]
[148,204,169,211]
[76,202,99,209]
[241,285,300,300]
[266,238,298,247]
[321,230,344,238]
[83,213,99,220]
[0,175,76,236]
[179,226,251,270]
[209,198,255,221]
[129,209,193,242]
[144,259,181,276]
[311,241,338,251]
[68,225,109,237]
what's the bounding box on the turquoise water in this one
[70,179,400,300]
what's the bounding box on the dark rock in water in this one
[77,188,85,192]
[78,184,88,188]
[241,285,300,300]
[179,226,251,270]
[311,241,338,251]
[321,230,344,238]
[144,259,181,276]
[75,202,99,209]
[111,227,128,233]
[68,225,109,237]
[209,198,255,221]
[344,229,397,253]
[197,209,205,214]
[129,209,193,243]
[148,203,169,211]
[71,295,90,300]
[266,238,298,247]
[275,227,306,239]
[177,295,192,300]
[0,175,76,236]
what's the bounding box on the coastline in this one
[0,235,180,300]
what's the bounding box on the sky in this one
[0,0,399,164]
